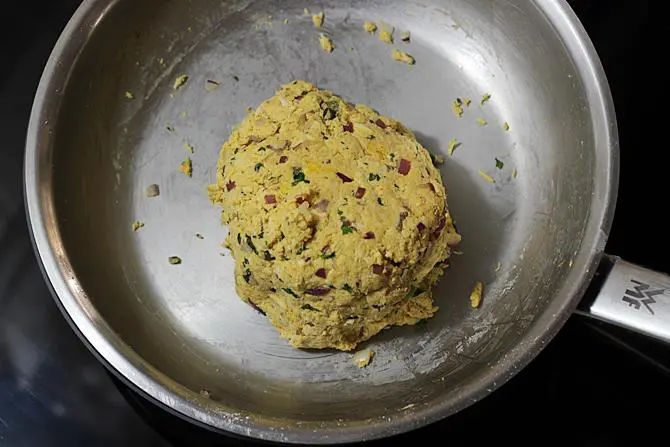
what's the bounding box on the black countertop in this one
[1,1,666,446]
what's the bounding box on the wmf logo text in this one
[621,279,665,315]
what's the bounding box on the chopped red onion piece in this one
[355,187,366,199]
[226,180,236,191]
[375,119,387,129]
[305,287,331,296]
[398,159,411,175]
[337,172,353,183]
[433,216,446,237]
[279,155,288,164]
[372,264,384,274]
[343,122,354,133]
[417,222,426,231]
[264,194,277,204]
[314,199,329,211]
[363,232,376,240]
[315,268,327,278]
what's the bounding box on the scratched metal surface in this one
[24,0,616,444]
[0,1,167,445]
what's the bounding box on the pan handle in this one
[576,255,670,343]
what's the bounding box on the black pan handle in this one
[577,255,670,343]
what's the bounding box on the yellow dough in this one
[208,81,460,351]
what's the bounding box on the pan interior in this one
[47,0,599,432]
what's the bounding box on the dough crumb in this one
[146,184,160,198]
[481,93,492,105]
[495,158,504,169]
[312,11,324,28]
[391,49,415,65]
[131,221,145,232]
[363,21,377,33]
[184,143,195,154]
[511,167,518,178]
[379,26,394,44]
[303,7,310,15]
[195,233,205,240]
[400,31,410,42]
[452,99,464,118]
[447,138,460,156]
[470,281,483,308]
[428,149,444,166]
[168,256,182,265]
[124,91,135,100]
[319,34,335,53]
[173,75,189,90]
[353,349,375,368]
[503,121,510,131]
[463,98,472,107]
[180,157,193,177]
[478,170,495,183]
[208,80,460,351]
[476,117,488,126]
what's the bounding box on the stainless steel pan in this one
[24,0,670,444]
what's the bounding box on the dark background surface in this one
[1,1,667,446]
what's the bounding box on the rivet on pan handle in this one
[577,255,670,344]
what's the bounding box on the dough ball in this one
[209,80,460,351]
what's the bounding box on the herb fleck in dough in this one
[209,80,460,351]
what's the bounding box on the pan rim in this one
[23,0,618,443]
